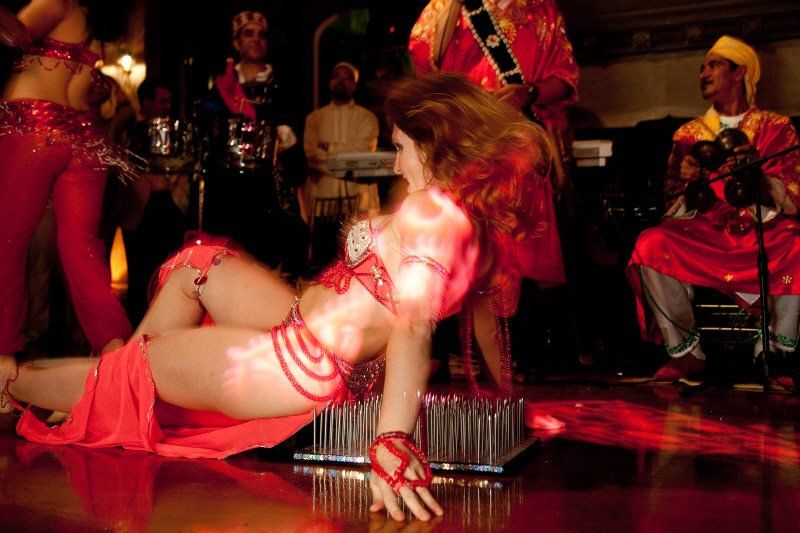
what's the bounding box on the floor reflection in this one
[2,384,800,531]
[1,440,332,531]
[295,465,522,530]
[528,397,800,468]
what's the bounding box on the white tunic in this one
[302,101,380,220]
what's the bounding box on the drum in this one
[147,118,196,173]
[224,118,276,169]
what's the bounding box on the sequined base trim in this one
[769,332,798,353]
[666,330,700,358]
[0,99,142,182]
[23,37,100,68]
[333,352,385,398]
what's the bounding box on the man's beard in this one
[331,85,350,101]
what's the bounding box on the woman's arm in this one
[0,5,30,48]
[377,318,431,436]
[1,0,68,48]
[369,314,441,521]
[369,189,477,521]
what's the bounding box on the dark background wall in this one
[139,0,800,129]
[3,0,799,128]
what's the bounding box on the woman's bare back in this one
[2,0,98,109]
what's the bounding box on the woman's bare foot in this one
[101,338,124,354]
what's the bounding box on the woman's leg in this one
[7,357,96,413]
[8,322,337,419]
[51,159,132,353]
[0,136,70,355]
[135,253,297,338]
[145,326,334,419]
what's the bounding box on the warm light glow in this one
[110,226,128,293]
[395,188,477,318]
[118,53,134,74]
[101,63,146,92]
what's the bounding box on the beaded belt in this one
[276,301,385,400]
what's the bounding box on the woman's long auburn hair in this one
[385,73,553,281]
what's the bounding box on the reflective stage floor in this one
[1,383,799,532]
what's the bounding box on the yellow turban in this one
[707,35,760,105]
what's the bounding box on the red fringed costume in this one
[0,99,133,354]
[0,35,135,354]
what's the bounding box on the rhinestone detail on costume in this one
[346,220,373,267]
[318,218,398,314]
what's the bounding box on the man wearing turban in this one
[627,36,800,382]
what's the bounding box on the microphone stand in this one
[662,143,800,389]
[751,163,771,383]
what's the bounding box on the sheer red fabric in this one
[15,243,387,458]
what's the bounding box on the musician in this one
[118,78,189,326]
[409,0,578,193]
[628,36,800,380]
[202,10,307,275]
[213,10,296,150]
[301,61,380,222]
[409,0,578,381]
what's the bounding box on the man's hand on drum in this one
[731,143,758,164]
[680,155,702,181]
[369,442,442,522]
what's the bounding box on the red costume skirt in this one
[627,205,800,343]
[16,243,347,458]
[508,173,565,285]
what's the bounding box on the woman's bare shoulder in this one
[394,188,472,239]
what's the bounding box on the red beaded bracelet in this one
[369,431,432,492]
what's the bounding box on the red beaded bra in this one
[318,217,399,314]
[19,37,100,71]
[16,36,112,111]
